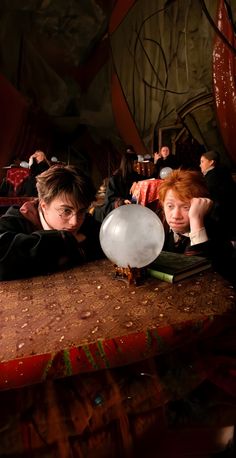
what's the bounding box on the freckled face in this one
[163,190,190,233]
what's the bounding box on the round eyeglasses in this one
[55,207,87,221]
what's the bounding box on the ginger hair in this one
[158,169,209,206]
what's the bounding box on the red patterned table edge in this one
[0,313,232,391]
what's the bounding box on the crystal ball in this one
[160,166,173,179]
[99,204,165,268]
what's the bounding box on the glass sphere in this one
[51,156,59,163]
[160,167,173,179]
[99,205,165,268]
[20,161,29,169]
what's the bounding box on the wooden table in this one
[0,259,235,457]
[0,258,235,391]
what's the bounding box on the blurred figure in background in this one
[93,150,140,222]
[153,146,179,178]
[200,150,236,241]
[16,150,50,196]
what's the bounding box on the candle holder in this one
[113,265,147,286]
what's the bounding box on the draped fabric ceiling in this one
[0,0,236,183]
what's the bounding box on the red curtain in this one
[213,0,236,164]
[0,73,28,169]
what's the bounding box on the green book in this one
[147,251,211,283]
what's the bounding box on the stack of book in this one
[147,251,211,283]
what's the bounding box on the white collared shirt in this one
[39,208,51,230]
[202,165,215,176]
[173,228,208,245]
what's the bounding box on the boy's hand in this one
[31,151,47,163]
[189,197,212,232]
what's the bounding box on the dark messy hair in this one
[36,165,96,208]
[115,151,138,179]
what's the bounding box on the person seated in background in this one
[16,150,50,196]
[153,145,179,178]
[200,150,236,240]
[157,169,235,286]
[93,149,141,222]
[125,144,137,154]
[0,165,103,280]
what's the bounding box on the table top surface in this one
[0,258,235,390]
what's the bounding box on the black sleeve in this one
[78,213,104,261]
[152,159,164,178]
[0,213,86,280]
[103,173,140,213]
[103,176,123,214]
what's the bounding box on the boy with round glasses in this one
[0,165,102,280]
